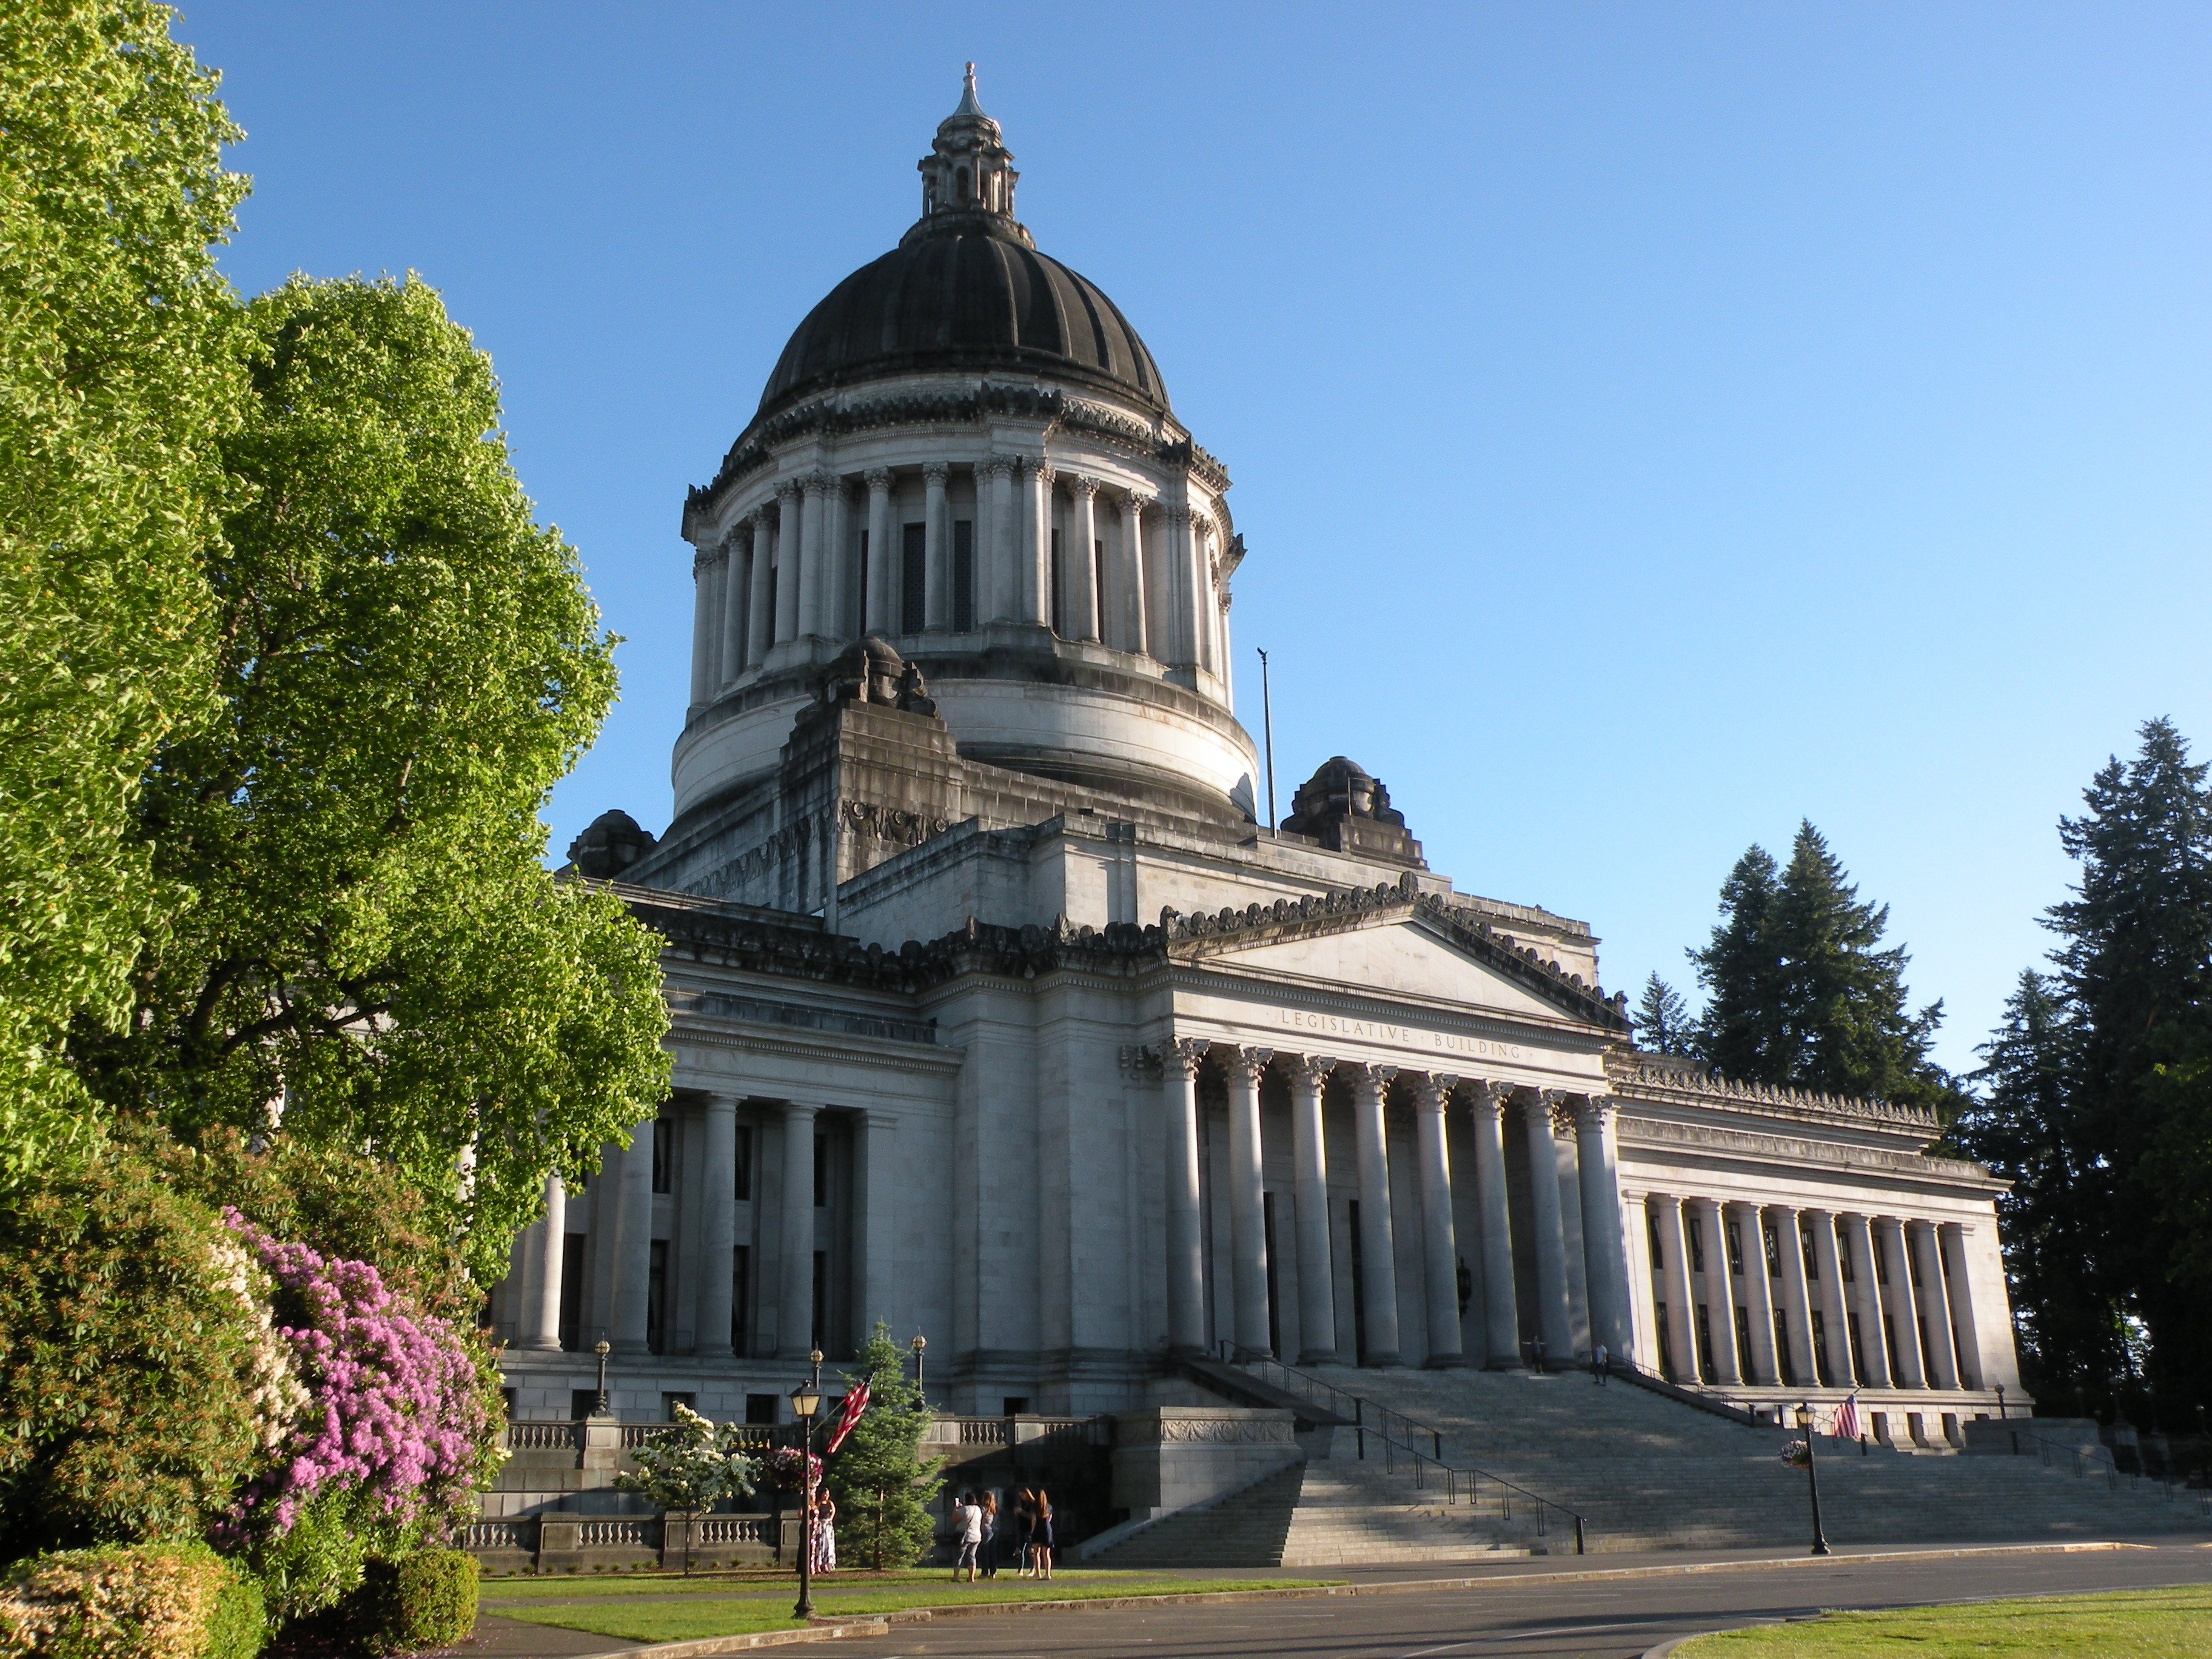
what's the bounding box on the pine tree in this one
[826,1324,942,1570]
[1635,974,1695,1056]
[2043,717,2212,1390]
[1689,845,1787,1082]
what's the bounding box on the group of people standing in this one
[953,1486,1053,1582]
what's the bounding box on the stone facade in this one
[488,70,2025,1483]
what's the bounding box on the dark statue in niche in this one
[823,635,938,717]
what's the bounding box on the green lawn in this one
[484,1571,1335,1641]
[1678,1587,2212,1657]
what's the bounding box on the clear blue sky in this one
[179,2,2211,1076]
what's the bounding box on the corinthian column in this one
[982,457,1017,623]
[1470,1081,1520,1367]
[688,548,715,707]
[1732,1202,1780,1385]
[610,1113,657,1355]
[1067,474,1100,641]
[1573,1095,1633,1359]
[1840,1213,1891,1387]
[1655,1195,1697,1381]
[1805,1209,1852,1386]
[1773,1206,1818,1387]
[777,1103,818,1358]
[1118,492,1152,657]
[719,531,749,688]
[1287,1054,1338,1363]
[1874,1217,1926,1388]
[746,506,776,666]
[698,1096,738,1359]
[923,464,950,629]
[797,472,834,638]
[1909,1221,1960,1388]
[1225,1047,1274,1358]
[1161,1038,1210,1355]
[1349,1064,1401,1365]
[1519,1090,1575,1361]
[863,469,896,635]
[773,481,803,643]
[1412,1075,1466,1367]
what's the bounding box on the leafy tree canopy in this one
[1687,822,1958,1116]
[0,0,245,1175]
[71,275,672,1279]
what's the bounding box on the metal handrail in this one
[1237,1357,1587,1553]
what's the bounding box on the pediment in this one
[1161,888,1628,1033]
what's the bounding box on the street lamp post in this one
[790,1351,824,1621]
[1795,1403,1832,1557]
[1995,1383,2007,1421]
[911,1333,927,1410]
[592,1339,611,1416]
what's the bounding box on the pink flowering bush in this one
[221,1210,497,1552]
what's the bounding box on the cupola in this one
[914,64,1022,232]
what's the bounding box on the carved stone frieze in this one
[838,799,953,848]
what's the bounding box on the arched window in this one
[955,165,970,206]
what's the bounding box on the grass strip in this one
[491,1575,1332,1640]
[1678,1586,2212,1657]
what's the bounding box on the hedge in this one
[361,1548,477,1652]
[0,1541,263,1658]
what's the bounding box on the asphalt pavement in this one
[474,1538,2212,1659]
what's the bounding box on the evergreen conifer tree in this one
[826,1324,942,1570]
[1634,974,1695,1056]
[1689,845,1786,1081]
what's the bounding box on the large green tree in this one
[0,0,244,1175]
[827,1325,943,1570]
[74,276,671,1277]
[1686,822,1957,1115]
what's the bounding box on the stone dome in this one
[754,65,1169,423]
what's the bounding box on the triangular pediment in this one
[1161,888,1628,1033]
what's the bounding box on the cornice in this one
[671,1019,962,1077]
[1605,1050,1941,1135]
[1615,1112,2008,1196]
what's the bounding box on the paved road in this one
[480,1541,2212,1659]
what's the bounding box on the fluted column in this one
[1772,1207,1817,1386]
[1839,1213,1891,1387]
[773,481,803,643]
[1020,458,1051,627]
[719,530,749,687]
[746,506,776,665]
[1909,1221,1960,1388]
[1873,1218,1925,1387]
[1118,492,1151,656]
[1655,1195,1698,1381]
[1936,1222,1984,1387]
[1067,475,1100,641]
[1804,1209,1851,1385]
[1469,1081,1520,1367]
[611,1113,657,1355]
[1349,1064,1402,1365]
[1287,1054,1338,1363]
[521,1174,566,1350]
[698,1096,739,1359]
[1225,1047,1273,1358]
[1190,511,1216,675]
[863,469,895,635]
[1689,1197,1741,1384]
[689,549,716,706]
[1572,1095,1633,1358]
[1732,1202,1780,1384]
[922,463,950,629]
[1413,1074,1466,1367]
[1162,1038,1208,1355]
[797,473,833,638]
[777,1103,818,1358]
[1519,1090,1575,1360]
[981,457,1016,623]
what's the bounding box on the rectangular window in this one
[1908,1242,1923,1287]
[652,1119,673,1195]
[952,519,975,630]
[1839,1233,1855,1282]
[1875,1239,1889,1285]
[1694,1304,1715,1382]
[745,1393,779,1425]
[1735,1305,1754,1367]
[662,1391,695,1421]
[1917,1315,1931,1374]
[558,1233,585,1353]
[856,529,868,635]
[812,1250,828,1354]
[1775,1312,1797,1386]
[1688,1217,1706,1275]
[1655,1304,1675,1382]
[1647,1209,1664,1269]
[1847,1310,1866,1381]
[1050,526,1064,637]
[1801,1223,1818,1272]
[647,1238,668,1356]
[734,1124,753,1202]
[901,523,926,633]
[1262,1190,1281,1359]
[732,1244,751,1358]
[1811,1310,1833,1387]
[1883,1313,1900,1376]
[1726,1221,1744,1276]
[572,1388,600,1423]
[1765,1222,1781,1276]
[1094,538,1107,637]
[814,1133,828,1208]
[1002,1396,1030,1417]
[1348,1199,1367,1366]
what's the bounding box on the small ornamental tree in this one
[827,1324,942,1570]
[616,1404,759,1574]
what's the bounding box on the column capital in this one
[1118,1043,1161,1080]
[1068,472,1099,498]
[1224,1046,1274,1084]
[775,477,803,504]
[1161,1036,1210,1080]
[863,467,895,492]
[1287,1053,1336,1088]
[923,461,951,485]
[1412,1073,1450,1112]
[750,502,777,529]
[1571,1093,1618,1131]
[803,469,839,499]
[693,547,720,577]
[1124,490,1155,517]
[1162,503,1191,526]
[1517,1086,1567,1131]
[780,1099,820,1121]
[1472,1079,1513,1119]
[976,454,1014,481]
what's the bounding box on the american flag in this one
[825,1379,871,1455]
[1831,1392,1862,1442]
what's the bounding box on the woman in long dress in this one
[813,1490,837,1573]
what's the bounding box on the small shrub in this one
[366,1550,476,1652]
[0,1541,264,1659]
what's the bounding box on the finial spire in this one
[914,62,1022,233]
[954,62,987,119]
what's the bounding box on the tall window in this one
[1647,1209,1663,1269]
[813,1132,828,1208]
[647,1239,669,1355]
[1775,1312,1796,1385]
[1093,538,1107,637]
[1655,1304,1675,1382]
[1694,1304,1715,1382]
[558,1233,585,1353]
[900,523,926,633]
[732,1245,751,1358]
[1874,1239,1889,1285]
[734,1124,753,1202]
[1839,1235,1855,1283]
[651,1119,673,1194]
[811,1250,828,1353]
[1734,1305,1754,1368]
[1812,1310,1833,1386]
[1049,526,1064,637]
[1801,1222,1818,1271]
[855,529,868,636]
[1726,1220,1744,1275]
[952,520,975,630]
[1687,1216,1705,1274]
[1765,1222,1781,1276]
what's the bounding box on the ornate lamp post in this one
[911,1333,928,1410]
[1794,1403,1831,1557]
[592,1339,611,1416]
[790,1350,824,1621]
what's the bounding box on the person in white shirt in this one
[953,1490,983,1582]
